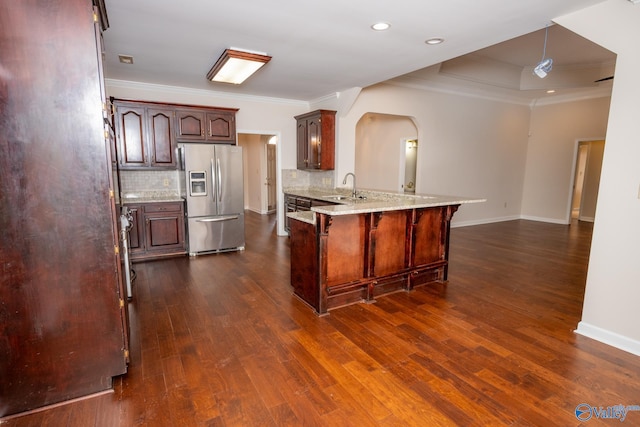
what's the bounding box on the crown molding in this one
[105,79,307,107]
[384,79,532,106]
[105,78,611,111]
[384,77,611,107]
[530,86,611,107]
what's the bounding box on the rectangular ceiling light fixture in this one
[206,48,271,84]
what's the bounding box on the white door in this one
[399,138,418,193]
[571,140,605,222]
[266,142,276,212]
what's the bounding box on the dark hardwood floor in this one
[5,213,640,426]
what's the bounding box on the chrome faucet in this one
[342,172,357,197]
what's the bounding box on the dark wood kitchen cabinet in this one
[284,194,338,233]
[289,205,459,315]
[0,0,129,418]
[175,108,237,143]
[126,202,186,261]
[113,100,177,169]
[295,109,336,170]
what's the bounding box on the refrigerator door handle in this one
[195,215,239,223]
[211,158,217,205]
[178,146,185,171]
[216,157,222,202]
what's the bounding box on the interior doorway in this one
[355,113,418,193]
[400,138,418,193]
[570,139,605,222]
[266,140,277,212]
[237,133,278,214]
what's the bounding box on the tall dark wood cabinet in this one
[295,109,336,170]
[0,0,129,418]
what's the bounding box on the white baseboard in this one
[452,215,520,228]
[575,322,640,357]
[519,215,569,225]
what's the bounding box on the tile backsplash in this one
[121,169,335,200]
[282,169,334,189]
[119,170,183,198]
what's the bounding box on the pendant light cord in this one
[541,24,549,61]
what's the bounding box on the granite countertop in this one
[120,192,185,204]
[285,187,485,225]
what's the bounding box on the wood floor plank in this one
[239,353,288,409]
[289,330,392,421]
[5,215,640,426]
[341,359,456,426]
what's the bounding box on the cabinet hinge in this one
[115,245,120,255]
[109,189,114,199]
[93,12,98,23]
[119,298,125,308]
[124,349,129,360]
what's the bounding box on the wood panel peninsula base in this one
[288,193,469,315]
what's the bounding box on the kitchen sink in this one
[323,194,368,202]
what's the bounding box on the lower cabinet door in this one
[145,213,185,251]
[127,205,144,254]
[127,202,186,261]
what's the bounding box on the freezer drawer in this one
[187,213,245,255]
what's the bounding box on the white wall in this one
[521,97,610,223]
[337,83,531,226]
[555,0,640,354]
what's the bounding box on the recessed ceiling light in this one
[425,37,444,45]
[371,22,390,31]
[546,89,556,94]
[118,55,134,64]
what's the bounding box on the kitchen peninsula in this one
[286,188,483,315]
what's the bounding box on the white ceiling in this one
[102,0,616,103]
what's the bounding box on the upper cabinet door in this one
[206,111,236,143]
[117,104,147,167]
[296,120,308,169]
[175,109,206,141]
[147,108,176,168]
[306,116,322,169]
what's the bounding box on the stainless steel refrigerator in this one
[180,143,245,255]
